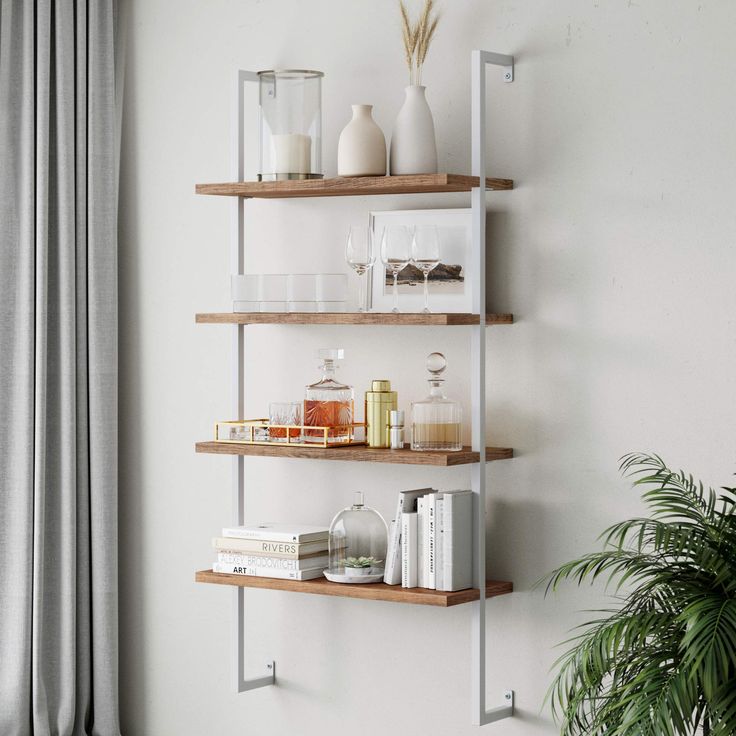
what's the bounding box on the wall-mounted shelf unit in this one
[195,312,514,326]
[195,570,513,607]
[195,51,517,726]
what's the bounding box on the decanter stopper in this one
[426,352,447,381]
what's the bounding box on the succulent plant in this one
[341,556,381,568]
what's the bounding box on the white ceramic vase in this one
[337,104,386,177]
[389,85,438,175]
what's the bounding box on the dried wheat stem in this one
[398,0,439,87]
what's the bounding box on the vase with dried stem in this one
[389,0,440,175]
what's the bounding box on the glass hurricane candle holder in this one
[258,70,324,181]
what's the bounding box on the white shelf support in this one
[231,69,275,693]
[470,49,515,727]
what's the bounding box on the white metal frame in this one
[470,49,515,726]
[226,52,516,720]
[231,70,275,692]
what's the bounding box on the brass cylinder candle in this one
[365,380,398,448]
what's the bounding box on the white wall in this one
[118,1,736,734]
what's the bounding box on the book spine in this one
[212,562,324,581]
[383,493,407,585]
[427,493,436,590]
[401,512,418,588]
[441,492,473,591]
[212,537,326,557]
[383,520,399,585]
[216,552,329,570]
[417,497,426,588]
[221,527,327,543]
[435,498,444,590]
[441,496,453,592]
[454,492,473,591]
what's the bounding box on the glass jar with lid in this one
[410,352,462,451]
[258,70,323,181]
[326,492,388,582]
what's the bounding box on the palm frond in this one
[542,452,736,735]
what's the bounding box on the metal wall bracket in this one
[231,69,275,694]
[477,50,515,82]
[470,49,516,727]
[237,660,276,692]
[482,691,514,724]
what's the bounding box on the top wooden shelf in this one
[195,174,513,199]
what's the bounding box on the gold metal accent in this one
[364,380,398,448]
[214,419,366,449]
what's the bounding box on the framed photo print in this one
[368,208,472,313]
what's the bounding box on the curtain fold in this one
[0,1,121,734]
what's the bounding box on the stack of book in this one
[212,523,329,581]
[383,488,473,592]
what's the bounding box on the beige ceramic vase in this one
[389,85,438,175]
[337,104,387,177]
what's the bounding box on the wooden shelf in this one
[195,569,513,607]
[196,312,514,326]
[195,442,512,466]
[195,173,513,199]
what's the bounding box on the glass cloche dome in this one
[327,492,388,581]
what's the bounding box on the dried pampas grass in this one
[399,0,440,86]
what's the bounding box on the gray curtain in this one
[0,1,121,734]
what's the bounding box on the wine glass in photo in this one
[411,225,441,313]
[345,225,376,312]
[380,225,412,313]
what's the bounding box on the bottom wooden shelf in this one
[195,569,513,608]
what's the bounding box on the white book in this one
[427,492,437,590]
[440,490,473,592]
[385,519,397,581]
[212,537,328,558]
[212,562,325,581]
[417,497,426,588]
[383,488,434,585]
[216,552,329,571]
[435,498,445,590]
[221,523,329,543]
[401,512,418,588]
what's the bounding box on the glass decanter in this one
[410,352,462,451]
[304,348,354,443]
[327,492,388,579]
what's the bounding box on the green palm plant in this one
[542,452,736,736]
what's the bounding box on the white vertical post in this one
[470,50,515,726]
[231,70,274,692]
[470,48,488,727]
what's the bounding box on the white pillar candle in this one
[271,133,312,175]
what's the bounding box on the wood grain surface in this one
[194,569,513,607]
[195,173,514,199]
[195,442,513,466]
[195,312,514,326]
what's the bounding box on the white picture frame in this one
[368,208,473,313]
